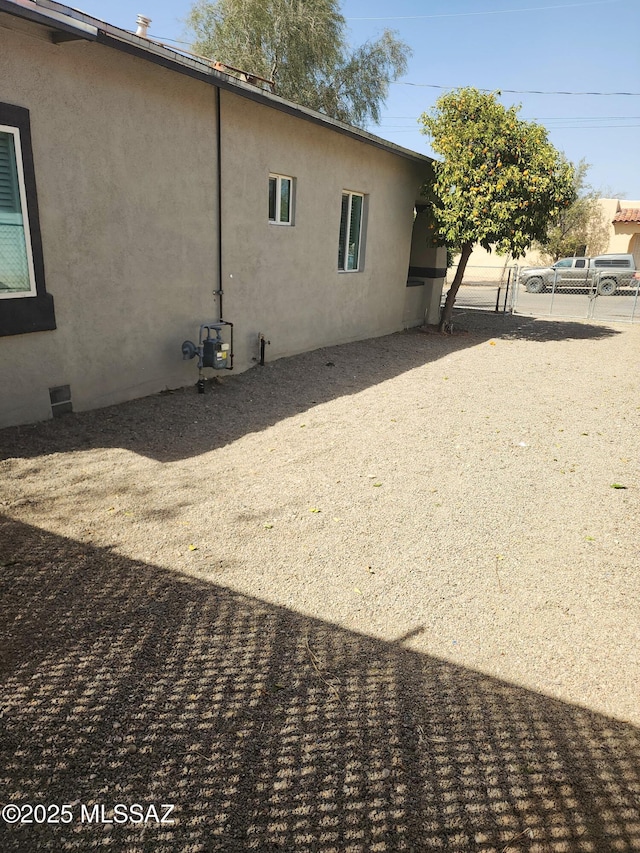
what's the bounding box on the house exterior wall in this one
[404,209,447,327]
[218,90,429,367]
[0,23,220,427]
[0,17,432,429]
[606,199,640,265]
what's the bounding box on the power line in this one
[148,34,192,45]
[381,115,640,120]
[540,124,640,128]
[346,0,622,21]
[537,116,640,120]
[127,37,640,98]
[372,124,640,132]
[392,82,640,96]
[378,126,640,130]
[158,0,625,37]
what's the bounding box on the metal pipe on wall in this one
[216,85,224,320]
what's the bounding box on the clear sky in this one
[71,0,640,198]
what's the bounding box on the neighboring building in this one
[606,200,640,265]
[455,198,640,276]
[0,0,444,429]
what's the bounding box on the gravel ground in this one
[1,310,639,852]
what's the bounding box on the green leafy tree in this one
[186,0,410,126]
[418,88,576,331]
[535,159,608,262]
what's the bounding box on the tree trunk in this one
[438,242,473,332]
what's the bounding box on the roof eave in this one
[1,0,432,166]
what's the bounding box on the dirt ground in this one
[1,311,639,852]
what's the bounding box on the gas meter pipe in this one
[216,87,224,321]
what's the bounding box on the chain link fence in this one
[513,267,640,323]
[442,263,640,324]
[441,264,517,313]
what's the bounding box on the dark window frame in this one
[0,102,55,337]
[338,190,365,272]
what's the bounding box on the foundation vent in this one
[49,385,72,418]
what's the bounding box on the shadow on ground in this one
[1,515,638,852]
[0,316,621,464]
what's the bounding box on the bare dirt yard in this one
[1,311,639,852]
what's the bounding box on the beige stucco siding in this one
[219,91,426,367]
[0,25,220,426]
[0,15,431,428]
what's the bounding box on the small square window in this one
[268,174,293,225]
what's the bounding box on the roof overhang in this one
[612,208,640,224]
[0,0,97,40]
[0,0,432,167]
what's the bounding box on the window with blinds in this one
[338,191,364,272]
[0,126,36,297]
[0,102,55,336]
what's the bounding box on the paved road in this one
[446,282,640,322]
[514,288,640,322]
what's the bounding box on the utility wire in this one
[381,115,640,120]
[377,125,640,131]
[149,1,621,35]
[347,0,623,21]
[135,35,640,97]
[148,34,192,45]
[392,82,640,96]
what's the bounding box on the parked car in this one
[520,254,636,295]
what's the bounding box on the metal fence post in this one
[503,268,512,313]
[631,276,640,323]
[511,267,519,313]
[588,272,598,319]
[549,269,558,315]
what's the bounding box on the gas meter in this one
[202,337,230,370]
[181,321,234,392]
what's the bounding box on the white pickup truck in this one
[520,253,637,295]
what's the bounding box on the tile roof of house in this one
[613,208,640,223]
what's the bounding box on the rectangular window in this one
[268,174,293,225]
[338,191,364,271]
[0,126,36,298]
[0,102,55,336]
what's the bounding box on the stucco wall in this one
[0,17,431,429]
[218,91,428,368]
[607,199,640,263]
[0,22,220,427]
[404,209,446,326]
